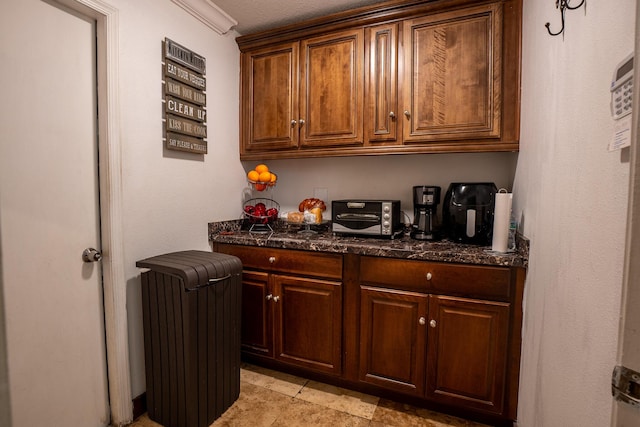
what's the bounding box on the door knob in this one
[82,248,102,263]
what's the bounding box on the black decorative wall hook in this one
[545,0,587,37]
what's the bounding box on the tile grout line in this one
[246,377,380,424]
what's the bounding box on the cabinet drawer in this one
[216,244,343,279]
[359,256,510,300]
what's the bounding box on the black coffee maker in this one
[410,186,441,240]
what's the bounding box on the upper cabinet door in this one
[365,23,399,145]
[402,3,503,143]
[241,42,299,154]
[300,29,364,148]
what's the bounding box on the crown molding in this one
[171,0,237,34]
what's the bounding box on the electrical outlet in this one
[313,187,328,201]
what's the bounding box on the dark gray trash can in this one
[136,250,242,427]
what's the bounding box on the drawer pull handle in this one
[269,256,276,264]
[429,319,437,328]
[426,272,433,281]
[266,294,273,301]
[273,296,280,302]
[419,317,426,325]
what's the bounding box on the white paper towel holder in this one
[491,188,512,253]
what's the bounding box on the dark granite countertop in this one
[208,220,528,268]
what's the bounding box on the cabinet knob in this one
[404,110,411,118]
[266,294,273,301]
[269,256,276,264]
[389,111,396,119]
[273,296,280,303]
[291,120,297,127]
[426,272,432,281]
[299,119,305,126]
[429,319,437,328]
[419,317,426,325]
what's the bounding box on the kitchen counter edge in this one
[209,220,528,268]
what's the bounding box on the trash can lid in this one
[136,250,242,291]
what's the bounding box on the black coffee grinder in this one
[411,186,441,240]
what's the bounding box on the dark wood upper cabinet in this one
[240,42,299,153]
[401,3,503,143]
[237,0,521,159]
[240,30,364,156]
[365,23,399,145]
[299,29,364,148]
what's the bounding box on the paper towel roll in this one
[492,190,512,252]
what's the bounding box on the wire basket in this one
[243,198,280,232]
[247,171,277,192]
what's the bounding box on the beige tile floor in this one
[129,364,489,427]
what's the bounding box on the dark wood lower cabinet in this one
[274,274,342,375]
[359,286,427,396]
[215,244,343,376]
[426,295,510,414]
[240,271,272,357]
[358,287,510,415]
[213,243,524,426]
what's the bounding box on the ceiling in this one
[212,0,392,35]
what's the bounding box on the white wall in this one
[513,1,635,426]
[246,153,518,222]
[106,0,245,396]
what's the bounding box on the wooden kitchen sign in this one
[162,38,207,154]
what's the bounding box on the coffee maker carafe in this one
[411,186,441,240]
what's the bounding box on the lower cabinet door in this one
[273,274,343,375]
[426,295,510,414]
[240,270,273,357]
[359,286,428,396]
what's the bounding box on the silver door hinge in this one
[612,365,640,408]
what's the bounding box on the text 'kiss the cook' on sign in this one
[162,38,207,154]
[166,116,207,139]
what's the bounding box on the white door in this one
[0,0,110,425]
[611,4,640,425]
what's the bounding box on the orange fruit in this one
[269,173,277,184]
[247,170,260,182]
[258,171,272,183]
[255,164,269,174]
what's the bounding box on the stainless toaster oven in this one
[332,200,402,238]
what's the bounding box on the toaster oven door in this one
[332,206,384,234]
[334,212,381,230]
